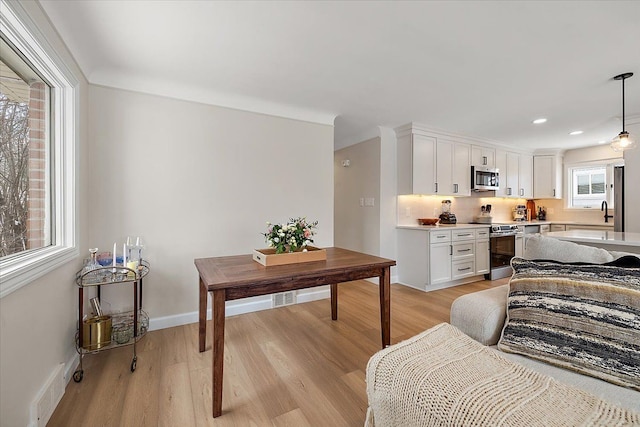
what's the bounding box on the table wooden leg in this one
[330,283,338,320]
[212,289,225,418]
[199,277,207,353]
[379,267,391,348]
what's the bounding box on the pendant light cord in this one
[622,76,626,132]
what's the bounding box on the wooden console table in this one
[194,247,396,417]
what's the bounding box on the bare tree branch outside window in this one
[0,93,29,257]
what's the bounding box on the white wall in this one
[334,138,381,255]
[378,127,398,262]
[88,85,335,321]
[0,2,90,426]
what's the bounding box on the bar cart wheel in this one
[130,356,137,372]
[73,369,84,383]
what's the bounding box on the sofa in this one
[365,235,640,426]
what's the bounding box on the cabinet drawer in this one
[550,224,566,232]
[452,230,475,241]
[430,230,451,243]
[475,228,490,240]
[452,242,474,259]
[540,224,550,233]
[452,260,475,279]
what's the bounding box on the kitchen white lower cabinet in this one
[430,242,453,284]
[397,226,490,291]
[475,239,490,275]
[565,224,612,231]
[515,233,525,257]
[451,235,475,280]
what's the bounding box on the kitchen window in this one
[567,162,620,209]
[0,0,79,298]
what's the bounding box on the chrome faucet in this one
[601,201,613,223]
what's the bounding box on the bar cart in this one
[73,260,150,382]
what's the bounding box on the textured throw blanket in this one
[366,323,639,427]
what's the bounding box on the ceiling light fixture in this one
[569,130,583,135]
[532,118,547,124]
[611,72,636,152]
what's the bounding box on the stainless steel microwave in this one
[471,166,499,191]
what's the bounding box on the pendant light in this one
[611,72,636,152]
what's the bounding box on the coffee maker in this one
[439,199,457,224]
[512,205,527,221]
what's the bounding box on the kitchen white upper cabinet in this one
[436,140,454,195]
[453,142,471,196]
[519,154,533,199]
[437,139,471,196]
[495,149,533,198]
[397,131,470,196]
[397,133,437,195]
[533,155,563,199]
[506,152,520,198]
[471,146,496,168]
[495,149,509,197]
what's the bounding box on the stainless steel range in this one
[488,225,524,280]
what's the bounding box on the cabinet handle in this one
[457,248,472,253]
[553,189,556,197]
[457,267,472,272]
[458,233,472,237]
[507,187,512,196]
[437,235,446,239]
[483,156,487,165]
[450,245,453,256]
[520,188,524,196]
[454,183,458,193]
[435,182,438,193]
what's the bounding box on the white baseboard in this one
[149,287,331,331]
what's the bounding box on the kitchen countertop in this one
[490,220,614,227]
[545,230,640,247]
[397,223,491,231]
[399,221,614,229]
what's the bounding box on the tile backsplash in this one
[397,194,611,226]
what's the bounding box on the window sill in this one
[0,246,78,298]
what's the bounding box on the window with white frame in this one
[0,0,78,298]
[1,42,52,257]
[567,162,621,209]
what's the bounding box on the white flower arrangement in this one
[263,217,318,254]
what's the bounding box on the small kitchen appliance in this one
[471,166,500,191]
[473,204,493,224]
[439,199,457,224]
[512,205,527,221]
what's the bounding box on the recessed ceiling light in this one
[569,130,583,135]
[598,140,607,144]
[532,118,547,124]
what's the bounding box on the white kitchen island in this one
[544,230,640,255]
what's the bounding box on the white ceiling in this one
[39,0,640,151]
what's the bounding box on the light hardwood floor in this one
[48,279,506,426]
